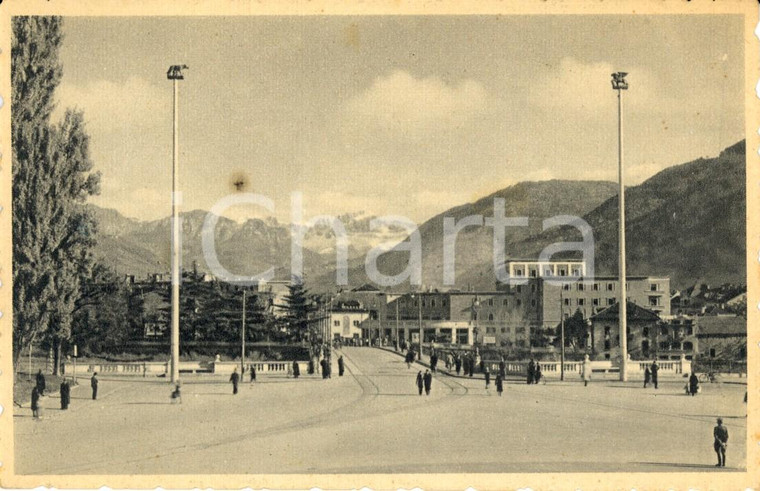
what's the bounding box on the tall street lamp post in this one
[167,64,188,384]
[560,287,565,381]
[611,71,629,382]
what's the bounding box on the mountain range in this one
[89,140,746,291]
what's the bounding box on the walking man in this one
[534,362,542,384]
[689,372,699,396]
[644,365,651,388]
[31,386,40,419]
[416,371,424,396]
[484,367,491,389]
[230,367,240,394]
[91,372,99,400]
[496,374,504,397]
[713,417,728,467]
[338,355,345,376]
[251,364,257,382]
[423,369,432,396]
[651,360,659,389]
[499,357,506,378]
[60,378,70,410]
[36,369,46,396]
[455,355,462,376]
[292,361,300,379]
[430,351,438,373]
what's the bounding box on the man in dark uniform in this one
[320,358,328,379]
[251,364,257,382]
[292,361,299,379]
[416,371,424,395]
[60,378,70,410]
[430,351,438,373]
[36,369,46,396]
[499,358,506,378]
[338,355,345,376]
[423,369,432,396]
[534,362,542,384]
[713,418,728,466]
[644,365,651,388]
[91,372,99,400]
[650,360,659,389]
[455,355,462,375]
[484,367,491,389]
[230,368,240,394]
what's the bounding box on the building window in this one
[517,299,522,307]
[488,298,494,306]
[650,283,658,291]
[501,327,507,333]
[660,326,668,336]
[578,283,584,291]
[443,299,448,307]
[531,299,537,307]
[516,286,522,293]
[515,269,523,276]
[431,299,436,307]
[531,284,536,293]
[530,269,537,277]
[607,283,614,291]
[709,348,716,357]
[353,320,360,327]
[559,269,567,276]
[683,341,693,351]
[563,284,571,291]
[333,320,340,327]
[488,313,494,321]
[503,299,508,306]
[643,327,649,337]
[593,298,599,306]
[414,300,418,307]
[686,326,693,335]
[564,298,570,306]
[422,299,426,307]
[648,296,659,307]
[593,283,600,291]
[578,298,585,306]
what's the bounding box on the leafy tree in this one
[12,17,100,374]
[554,309,589,349]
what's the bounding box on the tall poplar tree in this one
[12,17,100,374]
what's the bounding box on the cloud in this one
[527,57,654,115]
[54,76,169,135]
[345,70,488,132]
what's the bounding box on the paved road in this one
[15,347,747,474]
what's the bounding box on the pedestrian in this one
[250,364,257,382]
[326,359,332,378]
[651,360,659,389]
[423,369,432,396]
[582,355,592,387]
[430,351,438,372]
[308,358,315,375]
[60,378,70,410]
[689,372,699,396]
[91,372,99,400]
[416,371,424,396]
[499,358,506,378]
[292,361,299,379]
[446,353,453,371]
[36,369,46,396]
[644,365,651,388]
[455,356,462,376]
[463,354,469,376]
[527,359,535,385]
[320,358,328,379]
[534,362,542,384]
[338,355,345,376]
[496,374,504,396]
[171,381,182,404]
[31,386,40,419]
[469,356,475,377]
[713,417,728,467]
[484,367,491,389]
[230,367,240,394]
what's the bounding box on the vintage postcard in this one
[0,0,757,489]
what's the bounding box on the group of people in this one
[643,360,660,389]
[30,370,98,418]
[415,369,433,395]
[526,359,542,384]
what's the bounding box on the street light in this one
[560,287,565,381]
[411,293,423,360]
[611,71,628,382]
[167,64,188,384]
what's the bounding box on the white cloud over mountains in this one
[345,70,488,131]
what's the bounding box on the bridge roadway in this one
[15,347,747,474]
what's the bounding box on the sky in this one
[54,15,745,224]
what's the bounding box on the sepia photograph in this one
[2,1,757,489]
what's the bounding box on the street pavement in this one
[14,347,747,474]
